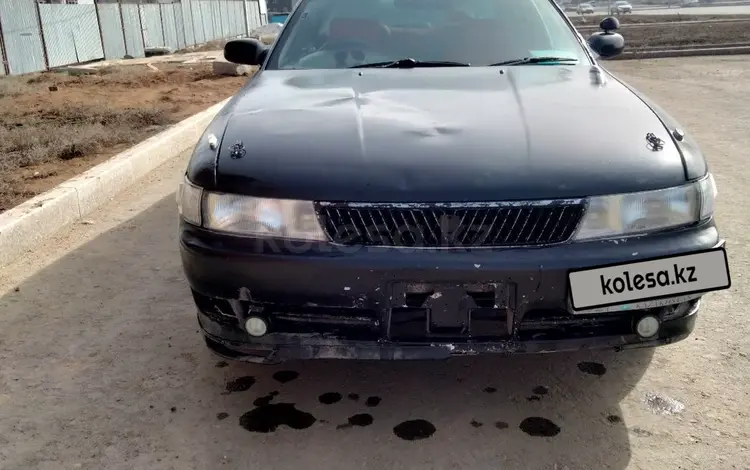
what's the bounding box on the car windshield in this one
[265,0,589,70]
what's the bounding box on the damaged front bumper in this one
[180,221,722,363]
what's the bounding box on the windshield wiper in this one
[349,58,470,69]
[488,56,579,66]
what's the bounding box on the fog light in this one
[245,316,268,337]
[635,315,660,338]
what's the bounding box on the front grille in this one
[315,201,585,247]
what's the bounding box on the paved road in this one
[1,57,748,470]
[566,4,750,15]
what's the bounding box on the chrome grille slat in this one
[500,208,523,244]
[316,202,585,247]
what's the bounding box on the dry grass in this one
[570,13,750,25]
[575,16,750,48]
[176,39,230,54]
[0,107,173,167]
[0,63,247,212]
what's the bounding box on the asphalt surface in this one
[1,57,748,470]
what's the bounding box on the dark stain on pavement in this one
[215,361,229,368]
[483,386,497,394]
[495,421,509,430]
[393,419,436,441]
[217,412,229,420]
[225,376,256,393]
[578,362,607,376]
[239,403,317,433]
[336,413,374,430]
[470,420,483,428]
[532,385,549,395]
[253,391,280,407]
[365,396,381,407]
[319,392,343,405]
[272,370,299,384]
[348,393,360,401]
[519,417,561,437]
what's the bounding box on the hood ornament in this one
[645,133,664,152]
[229,141,246,159]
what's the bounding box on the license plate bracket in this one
[388,281,510,338]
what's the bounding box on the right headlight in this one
[573,173,716,241]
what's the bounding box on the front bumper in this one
[181,221,722,363]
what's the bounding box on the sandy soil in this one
[0,63,247,213]
[0,56,747,470]
[573,15,750,48]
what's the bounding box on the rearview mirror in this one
[587,17,625,58]
[224,38,269,66]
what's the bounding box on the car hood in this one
[215,66,688,202]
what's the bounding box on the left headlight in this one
[573,173,717,241]
[177,176,327,241]
[177,177,203,226]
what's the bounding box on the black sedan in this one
[177,0,731,364]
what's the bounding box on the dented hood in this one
[215,66,687,202]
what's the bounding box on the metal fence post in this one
[0,13,10,74]
[93,0,106,59]
[218,1,224,39]
[178,0,187,47]
[159,3,167,47]
[199,1,206,43]
[34,0,50,70]
[138,3,147,51]
[118,0,128,56]
[242,0,249,36]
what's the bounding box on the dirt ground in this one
[573,14,750,48]
[0,64,247,213]
[0,56,747,470]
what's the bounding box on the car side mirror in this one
[224,38,269,66]
[587,17,625,58]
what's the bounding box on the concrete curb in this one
[0,98,230,268]
[610,46,750,60]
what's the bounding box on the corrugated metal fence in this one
[0,0,268,75]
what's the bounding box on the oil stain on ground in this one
[519,417,561,437]
[225,376,256,393]
[272,370,299,384]
[319,392,343,404]
[336,413,374,430]
[470,420,483,428]
[217,412,229,420]
[348,393,360,401]
[495,421,509,430]
[365,396,381,407]
[393,419,436,441]
[577,362,607,376]
[253,391,280,407]
[532,385,549,395]
[483,386,497,394]
[239,403,317,433]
